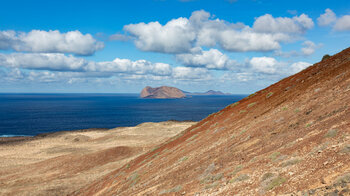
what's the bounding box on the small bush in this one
[281,158,300,167]
[266,92,273,98]
[128,172,140,187]
[261,173,274,181]
[205,181,219,189]
[240,110,246,114]
[230,165,243,176]
[340,144,350,154]
[160,185,183,194]
[179,156,188,162]
[305,122,312,128]
[335,173,350,184]
[265,176,286,190]
[200,173,223,184]
[247,102,257,108]
[322,54,331,61]
[269,152,281,161]
[324,129,337,138]
[230,174,249,183]
[230,102,240,107]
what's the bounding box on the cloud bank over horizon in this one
[0,5,349,93]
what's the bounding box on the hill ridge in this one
[76,47,350,195]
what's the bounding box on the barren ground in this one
[0,121,195,196]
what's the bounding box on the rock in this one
[140,86,186,99]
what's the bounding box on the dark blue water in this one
[0,93,246,137]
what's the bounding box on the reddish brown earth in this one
[140,86,186,99]
[75,48,350,195]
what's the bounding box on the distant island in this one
[140,86,231,99]
[183,90,231,96]
[140,86,186,99]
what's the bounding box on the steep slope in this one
[76,48,350,195]
[140,86,186,99]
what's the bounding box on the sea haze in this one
[0,93,246,137]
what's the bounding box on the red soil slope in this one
[75,48,350,195]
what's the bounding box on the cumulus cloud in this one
[317,9,337,26]
[176,48,239,70]
[0,53,212,82]
[0,30,104,55]
[124,18,196,53]
[334,15,350,31]
[124,10,313,54]
[109,33,130,41]
[253,14,314,34]
[290,62,311,74]
[249,57,279,74]
[301,41,322,56]
[317,9,350,31]
[172,67,211,80]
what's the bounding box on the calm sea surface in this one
[0,93,246,137]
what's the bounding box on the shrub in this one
[269,152,281,161]
[266,92,273,98]
[160,185,183,194]
[281,158,300,167]
[247,102,257,108]
[335,173,350,184]
[179,156,189,162]
[322,54,331,61]
[128,172,140,187]
[265,176,286,190]
[230,102,240,107]
[239,110,246,114]
[205,181,219,189]
[230,165,243,176]
[261,173,274,181]
[324,129,337,138]
[230,174,249,183]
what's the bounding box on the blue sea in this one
[0,93,246,137]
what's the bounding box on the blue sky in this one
[0,0,349,93]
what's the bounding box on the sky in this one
[0,0,349,94]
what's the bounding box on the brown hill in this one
[77,48,350,195]
[140,86,186,99]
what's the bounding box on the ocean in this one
[0,93,246,137]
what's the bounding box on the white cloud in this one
[334,15,350,31]
[249,57,278,74]
[290,62,311,74]
[0,53,88,71]
[301,41,321,56]
[317,9,337,26]
[253,14,314,34]
[172,66,211,80]
[124,18,196,53]
[123,10,313,54]
[109,33,130,41]
[0,30,104,55]
[317,9,350,31]
[176,48,239,70]
[0,53,212,82]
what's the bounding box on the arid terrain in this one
[74,48,350,195]
[0,121,195,195]
[1,47,350,196]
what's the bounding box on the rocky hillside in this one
[76,48,350,195]
[140,86,186,99]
